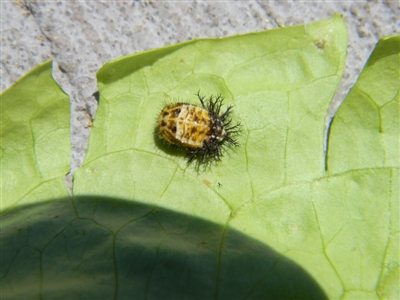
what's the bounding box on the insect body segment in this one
[158,103,211,149]
[158,92,241,163]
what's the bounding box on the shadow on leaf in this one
[1,196,327,299]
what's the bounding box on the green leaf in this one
[75,14,348,206]
[1,60,70,211]
[2,16,399,299]
[325,35,400,299]
[1,60,70,298]
[327,35,400,173]
[73,14,349,298]
[1,197,327,299]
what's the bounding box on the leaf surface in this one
[1,60,70,298]
[2,16,399,300]
[1,60,70,211]
[74,14,349,298]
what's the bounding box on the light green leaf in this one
[1,60,70,211]
[328,35,400,173]
[2,16,398,299]
[326,35,400,299]
[73,14,349,298]
[1,60,70,298]
[75,15,348,210]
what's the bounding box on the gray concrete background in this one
[1,0,399,176]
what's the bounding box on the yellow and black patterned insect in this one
[158,92,241,163]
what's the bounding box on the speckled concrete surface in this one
[1,0,399,178]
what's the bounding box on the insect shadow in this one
[153,124,238,173]
[153,122,223,172]
[153,126,188,161]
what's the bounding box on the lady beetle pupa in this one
[158,92,241,163]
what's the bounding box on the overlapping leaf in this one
[1,61,70,298]
[1,60,70,210]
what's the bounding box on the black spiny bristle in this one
[186,91,242,165]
